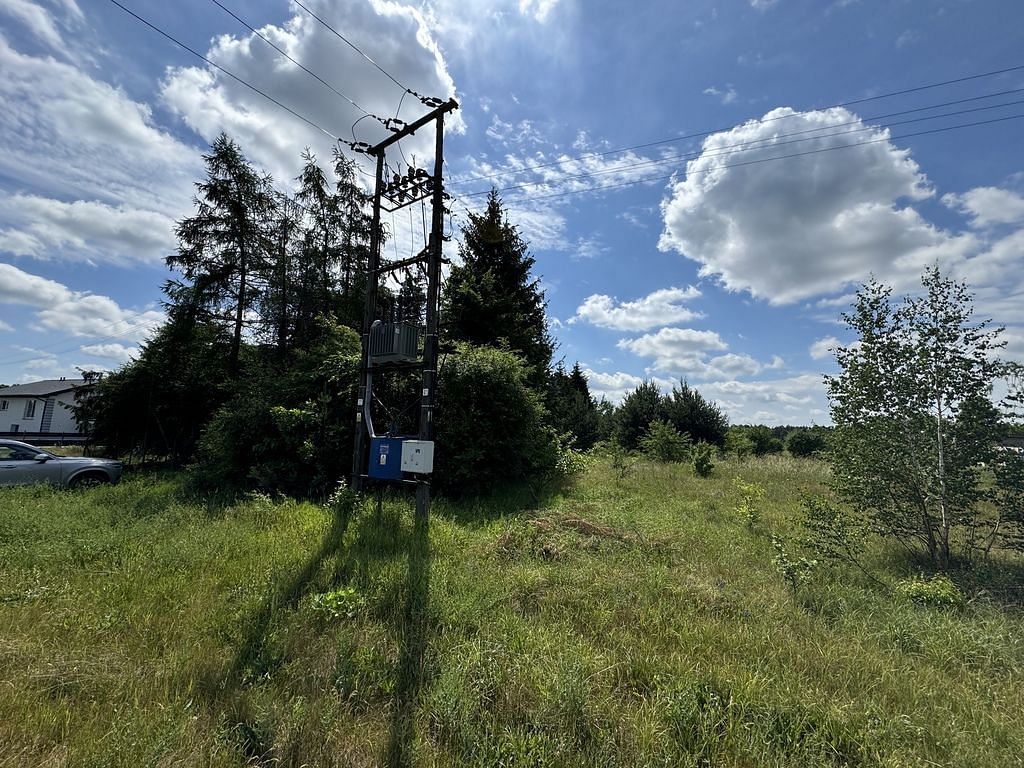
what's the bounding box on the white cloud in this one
[0,195,175,265]
[571,286,702,331]
[518,0,559,22]
[750,0,779,8]
[581,368,645,404]
[700,374,829,426]
[617,327,728,373]
[703,85,737,105]
[943,187,1024,228]
[0,263,163,341]
[0,37,199,217]
[658,106,977,304]
[80,343,136,362]
[0,0,65,50]
[809,336,839,360]
[0,320,13,332]
[160,0,462,185]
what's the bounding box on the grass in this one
[1,457,1022,767]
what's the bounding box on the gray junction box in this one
[369,322,420,363]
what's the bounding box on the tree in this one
[615,380,666,450]
[167,134,278,376]
[785,427,828,458]
[442,190,554,384]
[826,267,1010,568]
[547,362,600,450]
[664,379,729,446]
[435,344,558,495]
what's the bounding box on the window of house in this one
[10,424,19,433]
[24,400,36,419]
[0,400,7,410]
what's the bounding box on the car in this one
[0,439,123,489]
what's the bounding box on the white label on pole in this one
[422,388,429,397]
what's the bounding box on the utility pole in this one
[350,98,459,524]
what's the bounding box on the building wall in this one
[0,392,83,433]
[51,392,81,433]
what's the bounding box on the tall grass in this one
[1,457,1021,766]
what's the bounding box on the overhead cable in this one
[448,64,1024,187]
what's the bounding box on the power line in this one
[448,64,1024,187]
[458,96,1024,199]
[483,112,1024,209]
[105,0,342,143]
[206,0,383,124]
[291,0,411,96]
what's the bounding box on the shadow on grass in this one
[432,476,575,527]
[383,495,431,768]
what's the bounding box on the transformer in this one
[369,321,419,363]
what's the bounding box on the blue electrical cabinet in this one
[369,437,405,480]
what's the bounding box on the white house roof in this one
[0,379,88,397]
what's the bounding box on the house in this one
[0,378,90,441]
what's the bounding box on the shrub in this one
[692,441,715,477]
[435,344,558,495]
[640,420,691,463]
[771,535,817,593]
[785,428,828,458]
[894,574,966,610]
[734,479,765,527]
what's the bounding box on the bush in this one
[894,574,966,610]
[785,428,828,458]
[435,344,559,495]
[640,420,691,463]
[692,441,715,477]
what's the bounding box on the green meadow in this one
[1,457,1022,767]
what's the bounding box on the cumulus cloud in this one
[518,0,559,22]
[0,263,163,341]
[571,287,702,330]
[80,343,136,362]
[943,187,1024,228]
[617,327,729,374]
[809,336,839,360]
[700,374,829,425]
[160,0,462,185]
[658,106,978,304]
[0,195,175,265]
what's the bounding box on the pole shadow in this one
[384,507,432,768]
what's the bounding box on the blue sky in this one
[1,0,1023,424]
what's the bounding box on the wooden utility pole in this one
[350,98,458,524]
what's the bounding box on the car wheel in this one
[69,472,110,490]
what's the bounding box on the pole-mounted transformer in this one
[350,97,458,522]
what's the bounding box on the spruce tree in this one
[442,190,553,384]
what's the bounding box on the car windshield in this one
[0,443,54,461]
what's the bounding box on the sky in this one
[1,0,1023,425]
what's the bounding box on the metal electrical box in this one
[369,322,419,363]
[401,440,435,474]
[368,437,404,480]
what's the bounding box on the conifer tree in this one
[442,190,553,384]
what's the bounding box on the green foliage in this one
[441,190,554,386]
[665,380,729,446]
[546,362,600,450]
[639,419,691,463]
[784,427,828,458]
[734,479,765,527]
[307,586,363,621]
[75,318,232,464]
[770,535,817,593]
[692,441,715,477]
[615,380,665,450]
[827,267,1009,567]
[894,574,966,610]
[735,425,784,456]
[725,427,755,459]
[435,344,559,495]
[192,319,361,496]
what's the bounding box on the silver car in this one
[0,440,123,489]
